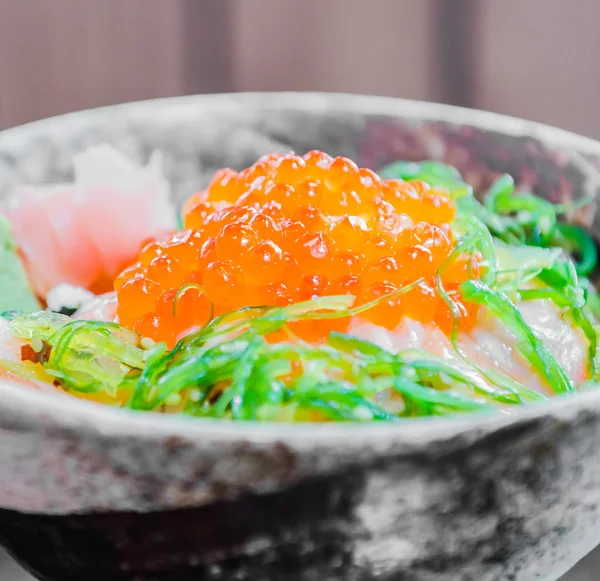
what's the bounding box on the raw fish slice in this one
[2,145,177,297]
[73,292,118,321]
[351,294,588,396]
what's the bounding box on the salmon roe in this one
[115,152,480,346]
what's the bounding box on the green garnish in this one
[379,160,473,198]
[551,223,598,276]
[460,280,575,394]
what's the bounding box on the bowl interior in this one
[1,92,600,435]
[1,91,600,424]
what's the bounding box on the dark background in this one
[0,1,599,579]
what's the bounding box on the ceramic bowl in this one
[0,93,600,581]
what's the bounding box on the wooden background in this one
[0,1,600,580]
[1,0,600,138]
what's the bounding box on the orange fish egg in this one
[114,151,480,346]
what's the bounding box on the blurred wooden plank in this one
[231,0,439,101]
[435,0,479,107]
[182,0,234,94]
[475,0,600,138]
[0,0,187,129]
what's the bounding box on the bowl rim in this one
[3,91,600,155]
[1,90,600,444]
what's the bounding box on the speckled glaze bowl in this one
[0,93,600,581]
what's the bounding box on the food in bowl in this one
[0,147,597,421]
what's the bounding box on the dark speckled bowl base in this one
[0,475,359,581]
[1,94,600,581]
